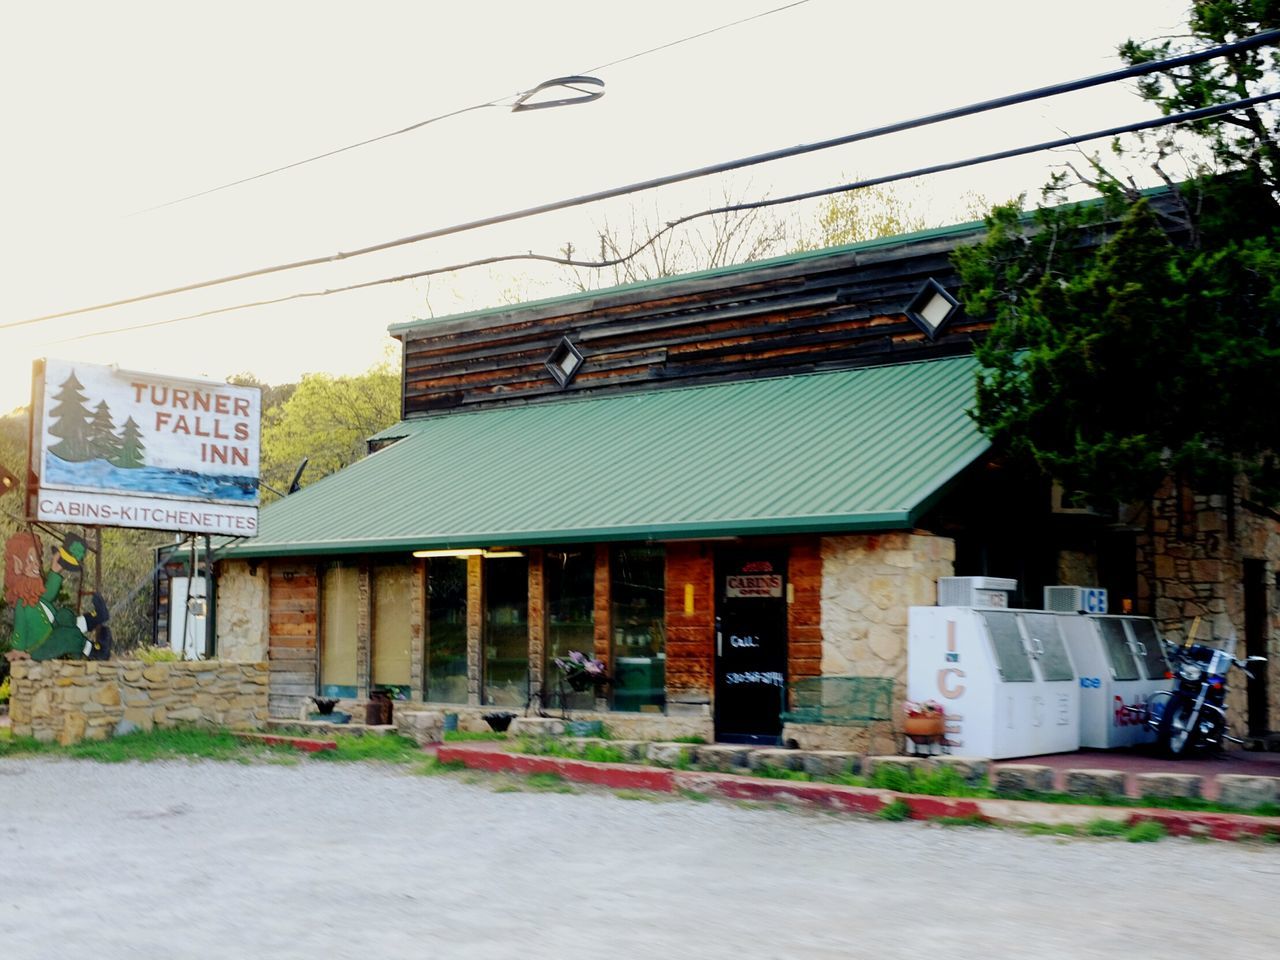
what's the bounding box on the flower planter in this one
[443,712,459,733]
[903,715,945,737]
[565,720,604,737]
[308,711,351,724]
[482,712,516,732]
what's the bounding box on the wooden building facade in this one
[215,208,1279,745]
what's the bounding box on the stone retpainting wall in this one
[8,660,269,745]
[815,532,955,753]
[1135,481,1280,738]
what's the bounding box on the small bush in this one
[878,799,911,821]
[136,646,181,664]
[1085,818,1128,837]
[0,675,10,704]
[869,764,984,798]
[1125,820,1167,843]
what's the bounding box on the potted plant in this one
[308,696,351,724]
[903,699,946,737]
[482,711,516,732]
[552,651,610,734]
[554,650,609,694]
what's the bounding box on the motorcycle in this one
[1147,633,1265,758]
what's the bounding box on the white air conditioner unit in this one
[1044,585,1109,614]
[937,576,1017,608]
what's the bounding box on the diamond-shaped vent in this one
[905,278,959,340]
[545,336,584,387]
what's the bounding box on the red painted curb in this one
[1125,810,1275,842]
[437,744,673,791]
[237,733,338,753]
[437,744,1279,839]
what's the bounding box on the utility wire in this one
[132,1,817,215]
[8,27,1280,334]
[131,102,501,214]
[53,90,1280,345]
[579,0,815,74]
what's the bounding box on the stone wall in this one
[1136,481,1280,738]
[215,560,269,661]
[8,660,268,745]
[819,532,956,735]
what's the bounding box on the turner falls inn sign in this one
[28,359,261,536]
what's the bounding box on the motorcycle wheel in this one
[1162,701,1218,757]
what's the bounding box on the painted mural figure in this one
[4,532,110,661]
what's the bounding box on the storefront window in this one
[426,558,468,704]
[610,545,665,712]
[372,564,414,696]
[319,566,359,699]
[545,548,596,711]
[484,556,529,706]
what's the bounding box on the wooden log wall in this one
[268,563,318,719]
[787,539,823,696]
[397,232,985,415]
[663,543,716,707]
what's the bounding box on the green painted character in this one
[4,533,109,662]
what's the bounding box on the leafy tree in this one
[954,1,1280,509]
[794,182,926,250]
[257,359,399,501]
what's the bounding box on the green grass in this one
[869,764,990,798]
[311,734,423,763]
[935,814,993,828]
[1125,819,1167,843]
[753,765,812,782]
[878,799,911,821]
[443,730,509,742]
[525,771,577,793]
[64,728,253,763]
[669,735,707,744]
[1019,822,1083,838]
[413,757,467,776]
[678,788,712,803]
[510,737,629,764]
[1085,818,1129,837]
[1005,788,1280,818]
[615,789,662,801]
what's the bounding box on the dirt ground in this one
[1,757,1277,960]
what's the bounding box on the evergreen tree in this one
[87,400,122,464]
[112,416,146,469]
[46,371,96,463]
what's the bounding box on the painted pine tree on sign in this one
[46,371,96,462]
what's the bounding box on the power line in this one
[132,1,817,215]
[53,89,1280,345]
[579,0,815,74]
[8,27,1280,334]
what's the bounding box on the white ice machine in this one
[1057,615,1172,748]
[908,607,1081,759]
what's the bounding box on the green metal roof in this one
[228,355,989,559]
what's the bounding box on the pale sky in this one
[1,0,1193,414]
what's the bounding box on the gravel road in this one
[1,758,1277,960]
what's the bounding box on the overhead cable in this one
[9,26,1280,333]
[132,1,816,214]
[54,89,1280,344]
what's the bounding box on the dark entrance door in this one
[715,549,788,745]
[1244,559,1270,736]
